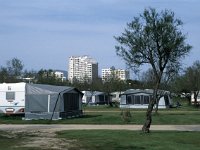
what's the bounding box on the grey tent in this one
[25,84,83,120]
[82,91,112,105]
[120,89,173,109]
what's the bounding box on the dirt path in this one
[1,124,200,132]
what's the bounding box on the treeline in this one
[0,58,142,92]
[1,58,200,104]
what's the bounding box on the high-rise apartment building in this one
[68,56,98,83]
[102,67,130,81]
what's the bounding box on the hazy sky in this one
[0,0,199,76]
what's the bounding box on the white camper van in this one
[0,82,26,114]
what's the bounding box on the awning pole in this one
[48,95,50,113]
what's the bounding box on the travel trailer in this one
[0,82,26,114]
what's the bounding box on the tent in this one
[25,84,83,120]
[82,91,112,105]
[120,89,173,109]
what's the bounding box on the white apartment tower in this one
[102,67,130,81]
[68,56,98,83]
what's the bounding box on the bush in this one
[120,109,132,123]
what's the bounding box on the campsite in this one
[0,103,200,149]
[0,83,200,149]
[1,1,200,149]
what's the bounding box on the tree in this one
[183,61,200,106]
[36,69,58,85]
[7,58,24,77]
[140,68,156,89]
[115,8,191,132]
[22,69,37,83]
[141,67,177,113]
[0,67,9,83]
[0,58,24,83]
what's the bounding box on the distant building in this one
[102,67,130,81]
[68,56,98,83]
[54,71,67,82]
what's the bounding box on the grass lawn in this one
[0,130,200,150]
[0,99,200,124]
[0,109,200,124]
[57,130,200,150]
[0,131,37,150]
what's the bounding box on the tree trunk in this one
[194,91,199,107]
[142,81,160,133]
[155,98,159,114]
[155,94,163,114]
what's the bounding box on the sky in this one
[0,0,200,77]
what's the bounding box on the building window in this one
[6,92,15,100]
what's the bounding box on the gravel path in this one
[1,124,200,132]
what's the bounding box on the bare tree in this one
[115,8,191,132]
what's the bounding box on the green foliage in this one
[7,58,24,77]
[174,61,200,93]
[115,8,191,77]
[0,58,24,83]
[171,61,200,106]
[115,7,192,132]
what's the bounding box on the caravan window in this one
[134,95,141,104]
[127,95,132,104]
[6,92,15,100]
[143,96,150,104]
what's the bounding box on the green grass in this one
[1,130,200,150]
[57,130,200,150]
[83,105,120,111]
[0,110,200,124]
[0,131,37,150]
[0,100,200,124]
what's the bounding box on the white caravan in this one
[0,82,26,114]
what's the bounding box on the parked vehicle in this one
[0,82,26,114]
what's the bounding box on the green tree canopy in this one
[115,8,192,132]
[0,58,24,83]
[171,61,200,106]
